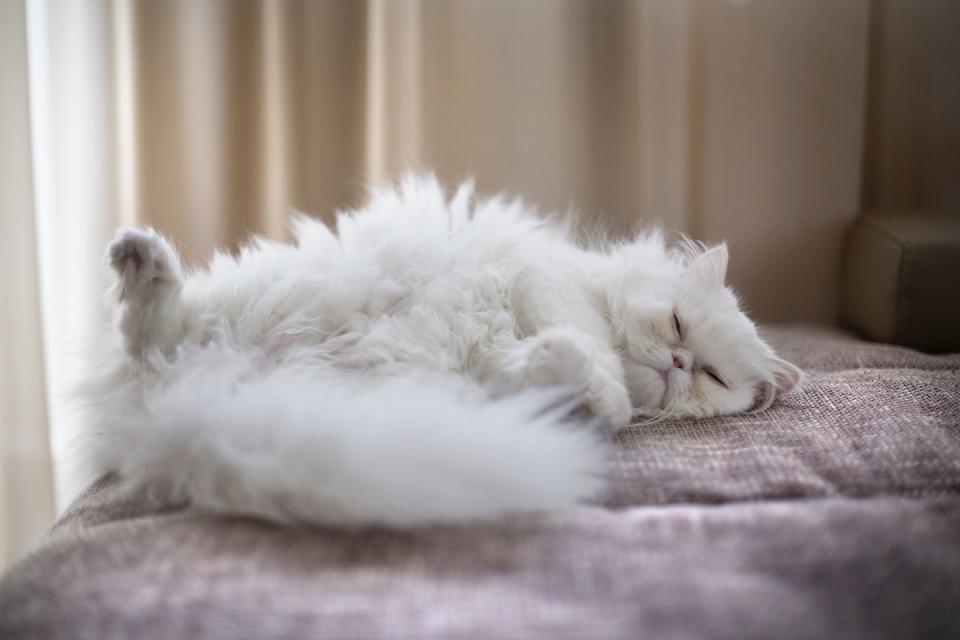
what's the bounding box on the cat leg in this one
[507,327,633,430]
[106,227,184,358]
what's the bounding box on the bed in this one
[1,324,958,639]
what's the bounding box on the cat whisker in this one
[629,403,675,426]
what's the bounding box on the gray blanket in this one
[2,325,959,639]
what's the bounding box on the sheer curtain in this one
[3,0,873,567]
[0,0,56,570]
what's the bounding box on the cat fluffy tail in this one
[81,361,607,526]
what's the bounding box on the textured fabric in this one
[2,325,959,639]
[608,325,960,507]
[841,213,960,353]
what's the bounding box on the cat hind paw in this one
[107,228,182,297]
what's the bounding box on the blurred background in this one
[1,0,958,567]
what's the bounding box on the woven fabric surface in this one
[1,324,958,639]
[607,325,960,507]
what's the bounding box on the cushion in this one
[1,325,959,639]
[841,212,960,353]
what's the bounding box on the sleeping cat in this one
[78,176,801,526]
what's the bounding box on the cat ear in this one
[771,357,803,395]
[685,243,728,289]
[751,358,802,413]
[752,381,777,413]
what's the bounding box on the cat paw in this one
[586,373,633,431]
[526,328,595,389]
[107,228,181,297]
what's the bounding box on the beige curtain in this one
[0,0,56,568]
[6,0,888,566]
[97,0,871,315]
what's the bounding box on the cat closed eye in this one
[702,367,728,389]
[672,311,683,338]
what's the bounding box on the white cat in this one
[77,176,800,526]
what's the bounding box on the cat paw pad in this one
[107,228,178,285]
[107,228,181,299]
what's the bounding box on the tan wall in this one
[863,0,960,215]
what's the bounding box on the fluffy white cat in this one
[77,176,800,526]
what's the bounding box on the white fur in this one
[76,175,800,526]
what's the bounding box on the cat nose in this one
[672,352,689,371]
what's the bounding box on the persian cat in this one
[78,176,801,526]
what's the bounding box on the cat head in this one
[610,239,802,419]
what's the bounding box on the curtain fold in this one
[111,0,871,315]
[4,0,879,566]
[0,0,56,569]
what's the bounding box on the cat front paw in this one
[523,328,632,429]
[526,328,595,389]
[107,228,182,298]
[586,373,633,431]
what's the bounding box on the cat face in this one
[617,244,801,418]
